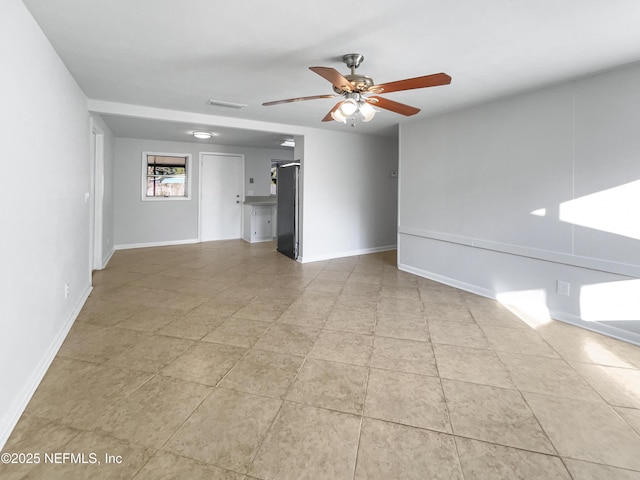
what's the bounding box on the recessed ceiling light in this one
[193,131,213,139]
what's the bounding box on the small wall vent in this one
[206,99,248,109]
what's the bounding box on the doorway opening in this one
[89,120,105,275]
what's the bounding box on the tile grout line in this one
[18,243,640,478]
[351,307,378,480]
[240,263,340,476]
[469,304,563,460]
[425,290,467,479]
[450,295,567,467]
[149,292,267,462]
[243,347,312,475]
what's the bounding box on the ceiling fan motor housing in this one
[332,53,374,93]
[333,74,374,94]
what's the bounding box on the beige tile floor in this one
[3,240,640,479]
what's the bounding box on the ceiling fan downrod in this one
[342,53,364,74]
[334,53,374,94]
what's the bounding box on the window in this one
[270,159,290,196]
[142,152,191,200]
[270,163,278,195]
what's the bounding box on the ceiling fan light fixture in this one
[359,102,376,122]
[331,108,348,123]
[338,98,358,117]
[193,131,213,139]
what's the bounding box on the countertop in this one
[243,195,277,206]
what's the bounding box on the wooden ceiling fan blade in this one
[309,67,353,92]
[371,72,451,94]
[322,102,343,122]
[366,96,420,116]
[262,94,336,106]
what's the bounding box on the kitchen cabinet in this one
[243,204,276,243]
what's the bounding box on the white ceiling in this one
[23,0,640,144]
[100,114,295,150]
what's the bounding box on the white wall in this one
[114,137,292,246]
[399,62,640,344]
[112,128,398,261]
[0,0,92,447]
[300,130,398,262]
[90,114,116,265]
[91,101,400,261]
[246,148,293,197]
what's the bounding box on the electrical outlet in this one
[64,283,70,299]
[556,280,570,296]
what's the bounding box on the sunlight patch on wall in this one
[496,289,552,329]
[580,279,640,321]
[559,179,640,240]
[530,208,546,217]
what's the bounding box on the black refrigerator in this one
[276,163,300,260]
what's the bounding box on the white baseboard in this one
[0,284,92,450]
[398,262,495,299]
[299,244,397,264]
[101,246,115,269]
[114,238,199,250]
[549,310,640,347]
[399,262,640,347]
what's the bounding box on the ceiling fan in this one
[262,53,451,126]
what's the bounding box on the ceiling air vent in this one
[206,99,248,109]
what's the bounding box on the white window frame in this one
[141,151,192,201]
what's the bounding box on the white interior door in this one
[200,153,244,241]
